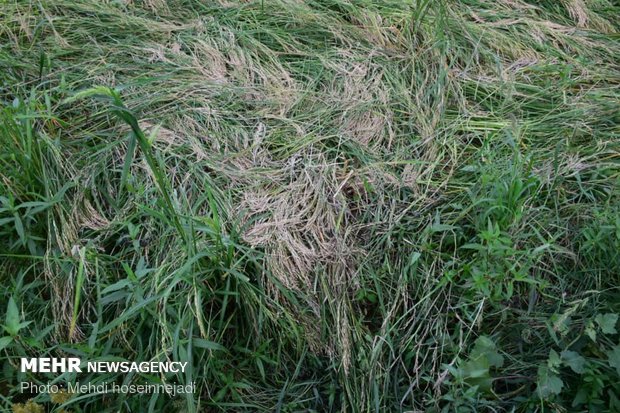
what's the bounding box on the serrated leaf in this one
[607,344,620,376]
[459,336,504,394]
[595,313,618,335]
[461,357,493,393]
[561,350,586,374]
[537,365,564,398]
[470,336,504,368]
[487,351,504,368]
[461,357,490,379]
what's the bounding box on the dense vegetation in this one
[1,0,619,411]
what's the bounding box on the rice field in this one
[1,0,619,411]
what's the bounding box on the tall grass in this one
[1,0,619,411]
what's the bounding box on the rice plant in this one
[1,0,619,412]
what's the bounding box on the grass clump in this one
[1,0,619,411]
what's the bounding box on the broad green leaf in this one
[595,313,618,335]
[459,336,503,394]
[537,365,563,398]
[607,344,620,376]
[561,350,586,374]
[470,336,504,368]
